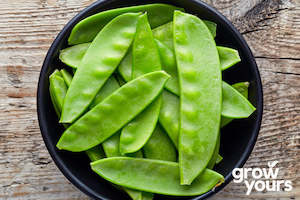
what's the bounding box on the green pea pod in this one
[89,76,120,109]
[155,39,179,95]
[217,46,241,70]
[154,33,252,147]
[86,146,106,162]
[60,12,140,123]
[174,11,222,185]
[143,125,177,162]
[120,13,162,155]
[57,71,170,152]
[49,72,67,118]
[158,90,180,147]
[221,82,249,127]
[59,43,90,69]
[222,81,256,118]
[60,69,73,87]
[68,4,184,45]
[91,157,224,196]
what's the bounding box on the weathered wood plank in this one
[0,0,299,199]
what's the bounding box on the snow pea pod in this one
[143,125,177,162]
[217,46,241,70]
[60,13,140,123]
[155,39,179,95]
[120,14,162,155]
[221,82,249,127]
[91,157,224,196]
[59,43,90,69]
[57,71,170,152]
[49,72,67,118]
[158,90,180,147]
[174,11,222,185]
[68,4,183,45]
[60,69,72,87]
[222,81,256,118]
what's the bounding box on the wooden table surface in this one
[0,0,299,199]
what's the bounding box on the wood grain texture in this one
[0,0,299,199]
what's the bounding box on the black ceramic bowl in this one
[37,0,263,199]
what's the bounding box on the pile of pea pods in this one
[49,4,256,199]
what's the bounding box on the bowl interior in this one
[37,0,263,199]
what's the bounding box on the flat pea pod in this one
[60,69,73,87]
[120,13,162,155]
[174,11,222,185]
[221,82,249,127]
[91,157,224,196]
[155,39,179,95]
[143,125,177,162]
[68,4,184,45]
[60,13,140,123]
[59,43,90,69]
[86,146,106,162]
[222,81,256,118]
[217,46,241,70]
[56,71,170,152]
[49,71,67,118]
[89,76,120,109]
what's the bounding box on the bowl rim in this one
[37,0,263,199]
